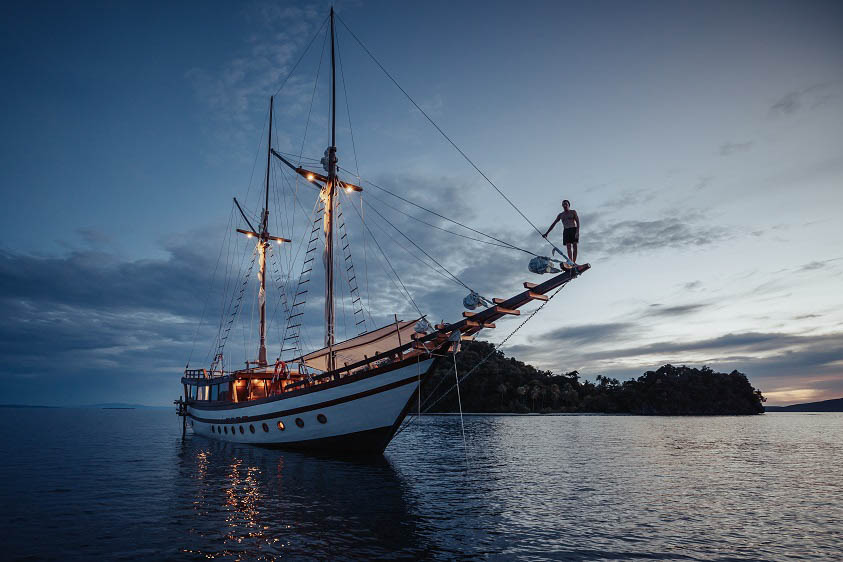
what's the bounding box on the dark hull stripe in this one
[188,373,419,425]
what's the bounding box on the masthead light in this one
[307,173,315,181]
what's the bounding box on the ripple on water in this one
[0,409,841,560]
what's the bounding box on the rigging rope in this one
[187,205,234,368]
[335,25,361,184]
[354,190,457,290]
[343,188,425,317]
[363,188,516,251]
[393,285,566,439]
[453,352,470,471]
[363,197,473,292]
[338,168,539,257]
[336,14,550,244]
[273,15,330,97]
[298,25,330,167]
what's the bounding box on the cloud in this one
[770,91,800,115]
[185,4,328,159]
[719,141,753,156]
[538,322,633,346]
[801,261,826,271]
[586,216,730,258]
[797,258,842,273]
[597,188,658,212]
[645,303,707,317]
[693,176,714,191]
[74,227,113,248]
[499,316,843,404]
[770,82,837,116]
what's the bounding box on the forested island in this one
[420,341,766,415]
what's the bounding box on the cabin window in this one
[210,385,219,401]
[211,425,215,433]
[295,418,304,428]
[317,413,327,424]
[249,424,255,433]
[277,421,285,431]
[262,423,269,432]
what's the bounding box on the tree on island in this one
[420,341,765,415]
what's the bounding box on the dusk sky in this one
[1,0,841,406]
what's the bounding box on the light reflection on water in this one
[0,409,840,560]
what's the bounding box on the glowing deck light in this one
[307,173,315,181]
[346,186,353,193]
[246,233,253,238]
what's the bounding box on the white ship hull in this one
[186,357,434,454]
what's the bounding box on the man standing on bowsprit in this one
[542,199,580,264]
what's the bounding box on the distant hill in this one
[421,340,766,415]
[765,397,843,412]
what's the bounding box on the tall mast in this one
[258,96,273,367]
[324,6,338,371]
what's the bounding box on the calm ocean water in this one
[0,408,840,560]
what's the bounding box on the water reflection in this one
[177,438,425,559]
[3,409,841,560]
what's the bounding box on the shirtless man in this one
[543,199,580,264]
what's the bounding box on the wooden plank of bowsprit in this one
[462,311,476,318]
[528,291,549,301]
[493,306,520,316]
[465,320,496,329]
[426,265,591,343]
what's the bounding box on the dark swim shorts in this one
[563,227,579,245]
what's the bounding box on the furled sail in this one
[297,318,422,372]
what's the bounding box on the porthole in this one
[224,426,228,434]
[231,426,236,434]
[217,426,222,434]
[249,424,255,434]
[317,413,327,424]
[277,421,285,431]
[211,425,215,433]
[262,423,269,432]
[295,417,304,428]
[239,426,244,434]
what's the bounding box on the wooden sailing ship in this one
[177,8,589,454]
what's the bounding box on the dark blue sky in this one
[1,0,842,405]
